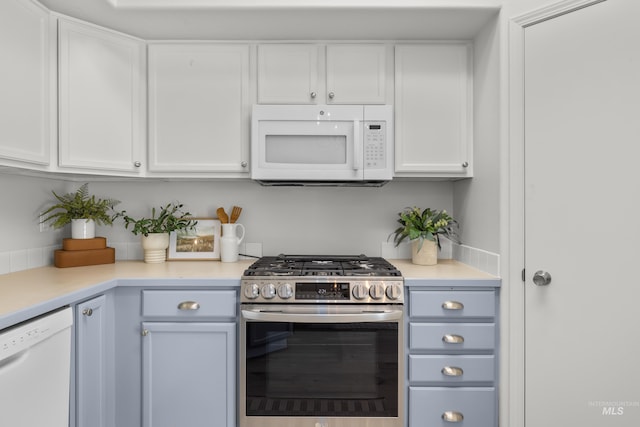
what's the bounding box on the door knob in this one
[533,270,552,286]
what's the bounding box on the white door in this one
[524,0,640,425]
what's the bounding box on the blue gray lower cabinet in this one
[141,321,236,427]
[107,287,238,427]
[75,294,110,427]
[72,282,498,427]
[406,287,499,427]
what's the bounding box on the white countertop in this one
[0,259,498,329]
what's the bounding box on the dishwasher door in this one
[0,307,73,427]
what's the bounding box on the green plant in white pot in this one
[390,207,459,265]
[118,203,197,263]
[40,183,120,239]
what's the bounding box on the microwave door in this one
[256,120,364,181]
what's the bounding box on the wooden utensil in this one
[230,206,242,223]
[216,207,229,224]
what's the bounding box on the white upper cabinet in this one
[326,44,386,104]
[147,44,250,175]
[0,0,52,167]
[394,43,473,178]
[257,44,320,104]
[258,43,387,104]
[58,19,145,174]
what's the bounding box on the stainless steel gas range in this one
[239,254,404,427]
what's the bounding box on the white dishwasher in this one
[0,307,73,426]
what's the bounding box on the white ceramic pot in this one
[71,219,96,239]
[141,233,170,263]
[411,238,438,266]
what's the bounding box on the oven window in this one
[245,322,398,417]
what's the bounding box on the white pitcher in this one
[220,223,245,262]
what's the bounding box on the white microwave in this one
[251,104,393,186]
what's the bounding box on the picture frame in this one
[167,218,221,260]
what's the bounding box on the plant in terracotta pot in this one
[40,183,120,239]
[118,203,197,263]
[390,207,459,265]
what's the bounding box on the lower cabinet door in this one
[76,294,108,427]
[142,322,236,427]
[409,387,496,427]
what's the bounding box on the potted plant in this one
[41,183,120,239]
[118,203,197,263]
[390,207,459,265]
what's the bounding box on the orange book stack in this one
[54,237,115,268]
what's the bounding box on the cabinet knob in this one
[141,329,149,336]
[328,91,335,99]
[462,161,469,168]
[241,161,248,168]
[442,411,464,422]
[442,300,464,310]
[134,161,142,168]
[441,366,464,377]
[177,301,200,311]
[82,308,93,316]
[310,91,317,99]
[442,334,464,344]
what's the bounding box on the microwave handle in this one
[353,120,361,171]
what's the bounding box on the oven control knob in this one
[385,283,402,300]
[369,283,386,300]
[244,283,260,300]
[261,283,277,299]
[277,283,293,299]
[352,283,369,300]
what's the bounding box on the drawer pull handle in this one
[177,301,200,311]
[442,411,464,422]
[442,334,464,344]
[442,300,464,310]
[441,366,464,377]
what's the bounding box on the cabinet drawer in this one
[142,290,236,318]
[409,355,495,384]
[410,323,495,351]
[409,290,495,318]
[409,387,496,427]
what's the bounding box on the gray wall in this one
[453,14,501,254]
[1,173,453,258]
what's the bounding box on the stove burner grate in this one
[244,254,401,277]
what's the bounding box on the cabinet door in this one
[326,44,386,104]
[58,20,144,173]
[257,44,320,104]
[148,44,250,174]
[395,44,473,177]
[76,295,108,427]
[0,0,51,166]
[142,322,236,427]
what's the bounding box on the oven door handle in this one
[241,308,403,323]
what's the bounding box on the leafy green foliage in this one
[118,203,197,237]
[390,207,459,251]
[40,183,120,229]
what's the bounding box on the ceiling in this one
[37,0,500,40]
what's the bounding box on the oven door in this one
[240,304,404,427]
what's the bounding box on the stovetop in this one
[241,255,403,304]
[243,254,402,278]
